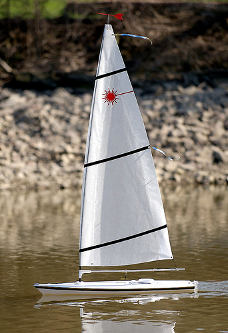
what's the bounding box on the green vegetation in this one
[0,0,66,19]
[0,0,227,20]
[42,0,66,18]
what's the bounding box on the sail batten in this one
[80,224,167,253]
[84,145,150,167]
[95,67,127,80]
[79,24,173,267]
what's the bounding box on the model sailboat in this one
[34,24,197,296]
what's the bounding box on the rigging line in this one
[114,34,152,45]
[117,90,133,96]
[151,146,181,161]
[84,145,150,167]
[79,224,167,253]
[95,67,127,80]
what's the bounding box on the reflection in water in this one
[80,308,175,333]
[0,186,226,284]
[163,185,227,245]
[36,296,178,333]
[0,186,226,253]
[0,189,81,251]
[82,320,175,333]
[0,186,227,333]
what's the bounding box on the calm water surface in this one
[0,186,227,333]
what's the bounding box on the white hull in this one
[34,279,197,298]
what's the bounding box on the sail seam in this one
[79,224,167,253]
[95,67,127,80]
[84,145,150,167]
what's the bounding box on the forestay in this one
[79,24,173,267]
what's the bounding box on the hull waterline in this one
[34,279,198,298]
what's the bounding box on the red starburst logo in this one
[102,89,118,105]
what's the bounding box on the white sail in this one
[79,24,172,267]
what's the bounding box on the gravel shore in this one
[0,79,227,190]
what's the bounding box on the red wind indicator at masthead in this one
[97,13,123,21]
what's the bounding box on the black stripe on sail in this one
[84,145,150,168]
[79,224,167,253]
[95,68,127,80]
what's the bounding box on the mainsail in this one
[79,24,172,267]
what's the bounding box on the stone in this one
[212,150,223,164]
[0,80,226,189]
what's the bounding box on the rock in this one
[214,175,226,185]
[223,115,228,130]
[195,173,210,185]
[168,173,181,182]
[212,150,223,164]
[0,79,227,189]
[194,131,207,144]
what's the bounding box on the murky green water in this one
[0,186,227,333]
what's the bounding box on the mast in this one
[78,25,106,279]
